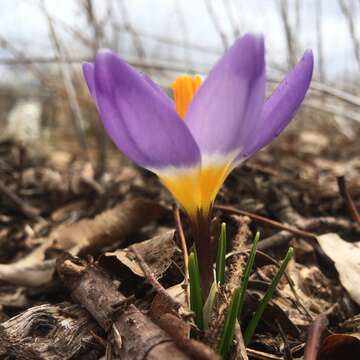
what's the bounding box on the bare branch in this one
[223,0,241,39]
[81,0,103,52]
[204,0,228,50]
[0,36,52,90]
[175,1,193,71]
[116,0,146,59]
[40,0,88,151]
[278,0,298,67]
[338,0,360,69]
[316,0,325,81]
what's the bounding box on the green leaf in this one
[216,222,227,285]
[188,251,204,330]
[218,287,242,358]
[244,247,294,345]
[203,280,218,331]
[238,231,260,320]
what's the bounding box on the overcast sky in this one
[0,0,359,84]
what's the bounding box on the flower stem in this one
[190,209,214,297]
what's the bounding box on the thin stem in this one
[190,209,214,297]
[215,222,227,285]
[238,232,260,320]
[173,207,190,305]
[218,287,242,358]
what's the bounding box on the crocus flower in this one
[83,33,313,292]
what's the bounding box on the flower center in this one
[172,75,202,119]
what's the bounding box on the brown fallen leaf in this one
[51,198,167,253]
[317,233,360,305]
[318,333,360,360]
[101,230,175,278]
[0,287,28,308]
[0,198,167,286]
[166,282,187,308]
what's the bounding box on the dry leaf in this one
[317,233,360,305]
[51,198,167,253]
[166,282,187,308]
[102,230,175,278]
[318,333,360,360]
[0,287,28,307]
[0,198,167,286]
[0,245,56,287]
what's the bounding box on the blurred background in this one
[0,0,359,171]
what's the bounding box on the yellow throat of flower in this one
[158,75,234,218]
[160,163,234,218]
[172,75,202,119]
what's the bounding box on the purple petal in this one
[242,50,314,157]
[185,34,266,158]
[84,50,200,170]
[83,62,98,108]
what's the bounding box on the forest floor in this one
[0,111,359,360]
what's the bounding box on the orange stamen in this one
[172,75,202,119]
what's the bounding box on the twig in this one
[223,0,241,39]
[233,321,249,360]
[246,348,283,360]
[255,216,360,251]
[206,216,251,348]
[56,254,191,359]
[278,0,298,67]
[173,206,189,297]
[204,0,228,50]
[0,35,52,89]
[270,72,360,108]
[243,162,316,192]
[157,313,221,360]
[214,204,317,241]
[223,0,240,39]
[337,175,360,225]
[130,244,183,312]
[303,314,328,360]
[81,0,103,51]
[41,0,88,152]
[174,1,193,71]
[117,0,146,59]
[3,49,360,121]
[303,97,360,124]
[131,245,220,360]
[81,0,108,177]
[315,0,325,81]
[276,320,292,360]
[338,0,360,69]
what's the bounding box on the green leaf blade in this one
[244,247,294,345]
[188,251,204,330]
[218,287,242,359]
[216,222,227,285]
[203,280,218,331]
[238,231,260,320]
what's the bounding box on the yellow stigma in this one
[172,75,202,119]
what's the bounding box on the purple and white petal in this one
[84,50,201,171]
[185,34,266,161]
[241,50,314,158]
